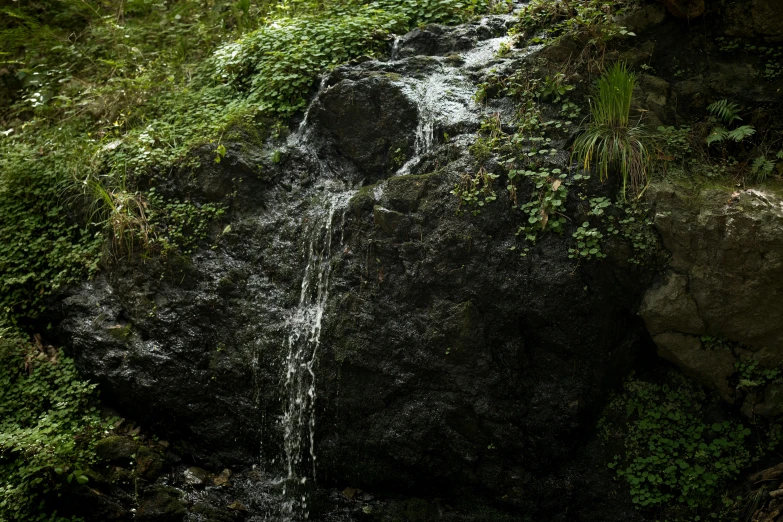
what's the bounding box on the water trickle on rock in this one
[391,21,517,175]
[281,190,351,501]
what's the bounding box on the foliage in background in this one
[0,136,103,327]
[572,62,653,200]
[0,329,108,521]
[601,371,778,521]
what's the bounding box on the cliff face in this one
[53,1,783,520]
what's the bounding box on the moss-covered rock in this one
[95,436,140,464]
[137,486,186,522]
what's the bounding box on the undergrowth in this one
[0,329,110,522]
[601,371,780,522]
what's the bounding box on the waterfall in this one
[279,190,352,520]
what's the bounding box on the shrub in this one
[0,329,107,521]
[571,62,653,199]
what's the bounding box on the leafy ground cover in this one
[0,0,500,328]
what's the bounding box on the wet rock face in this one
[309,74,418,182]
[315,172,649,507]
[641,183,783,413]
[56,12,651,521]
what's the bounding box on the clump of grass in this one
[572,62,653,199]
[81,170,153,258]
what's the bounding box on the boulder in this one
[137,487,186,522]
[657,0,705,19]
[95,436,140,464]
[653,332,736,401]
[643,182,783,412]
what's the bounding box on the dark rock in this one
[137,487,186,522]
[191,502,244,522]
[55,481,130,521]
[310,74,418,182]
[617,4,667,33]
[657,0,705,19]
[751,0,783,41]
[95,436,140,464]
[394,16,511,59]
[136,446,166,481]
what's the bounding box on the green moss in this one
[106,323,133,341]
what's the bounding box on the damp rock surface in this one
[53,1,783,521]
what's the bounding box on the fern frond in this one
[751,156,774,182]
[726,125,755,142]
[706,127,728,146]
[707,99,741,125]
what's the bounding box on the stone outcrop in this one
[641,183,783,415]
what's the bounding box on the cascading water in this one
[392,32,516,175]
[249,8,525,521]
[279,190,352,520]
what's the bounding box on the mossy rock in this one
[95,436,140,464]
[136,486,186,522]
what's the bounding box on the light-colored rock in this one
[647,184,783,351]
[654,332,736,401]
[644,182,783,414]
[183,467,212,487]
[640,272,704,336]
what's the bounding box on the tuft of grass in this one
[80,169,153,259]
[571,62,653,199]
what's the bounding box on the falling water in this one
[279,190,352,520]
[392,31,517,176]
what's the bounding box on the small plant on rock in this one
[572,62,653,200]
[705,99,756,147]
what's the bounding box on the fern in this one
[706,127,728,146]
[704,100,755,147]
[707,99,742,125]
[726,125,756,142]
[751,156,774,182]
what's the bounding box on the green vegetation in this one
[451,168,500,216]
[0,0,496,327]
[514,0,638,49]
[513,167,570,241]
[0,329,109,521]
[601,371,777,521]
[572,62,652,200]
[705,100,756,148]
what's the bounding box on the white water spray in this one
[279,191,352,520]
